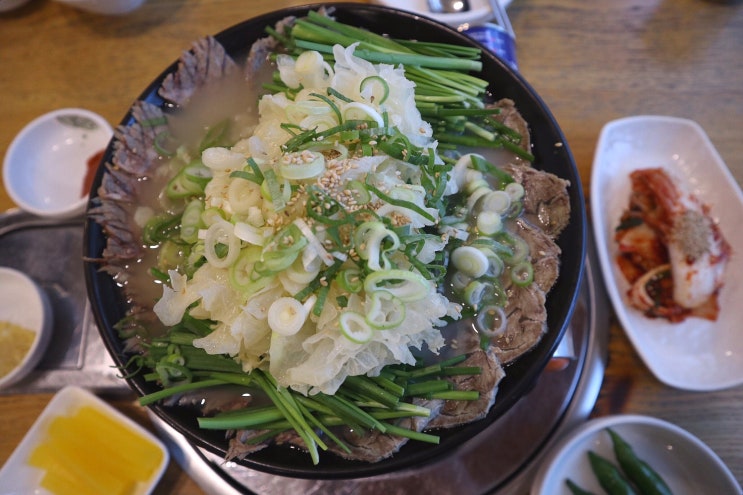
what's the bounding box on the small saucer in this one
[0,267,53,389]
[2,108,112,219]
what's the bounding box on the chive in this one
[405,380,451,397]
[252,371,322,463]
[138,378,225,406]
[343,375,400,409]
[365,181,436,223]
[370,375,406,397]
[430,390,480,401]
[310,91,343,122]
[305,11,415,53]
[441,366,482,376]
[382,423,440,444]
[198,405,285,430]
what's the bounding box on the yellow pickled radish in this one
[27,404,164,495]
[49,407,163,480]
[28,439,133,495]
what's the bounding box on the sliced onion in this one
[339,310,374,344]
[203,219,241,268]
[293,218,334,266]
[364,270,429,302]
[279,150,325,180]
[342,102,385,127]
[365,291,405,329]
[451,246,489,278]
[202,147,245,171]
[475,305,507,338]
[267,297,311,336]
[481,190,511,215]
[233,221,265,246]
[476,211,502,235]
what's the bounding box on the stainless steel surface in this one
[0,209,129,395]
[427,0,471,14]
[151,249,609,494]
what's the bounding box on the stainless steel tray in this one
[0,209,129,394]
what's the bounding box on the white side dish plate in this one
[591,115,743,391]
[531,415,740,495]
[370,0,512,27]
[0,385,169,494]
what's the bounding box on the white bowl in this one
[531,415,740,495]
[52,0,146,15]
[371,0,513,27]
[0,267,53,389]
[3,108,112,219]
[0,385,170,494]
[0,0,31,12]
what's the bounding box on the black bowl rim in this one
[84,2,587,480]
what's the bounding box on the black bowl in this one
[84,3,586,480]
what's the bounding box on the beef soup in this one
[84,4,586,478]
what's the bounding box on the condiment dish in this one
[371,0,512,27]
[0,0,31,12]
[591,115,743,391]
[52,0,146,15]
[0,385,169,494]
[2,108,112,219]
[531,415,740,495]
[0,266,52,389]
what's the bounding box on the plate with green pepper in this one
[531,414,740,495]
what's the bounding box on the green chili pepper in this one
[565,478,599,495]
[608,429,674,495]
[588,451,639,495]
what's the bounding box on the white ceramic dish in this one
[0,267,53,389]
[591,115,743,391]
[0,0,31,12]
[52,0,146,15]
[531,415,740,495]
[0,385,169,494]
[370,0,512,27]
[3,108,112,219]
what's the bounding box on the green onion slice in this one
[364,270,429,302]
[339,311,374,344]
[365,291,405,330]
[359,75,390,105]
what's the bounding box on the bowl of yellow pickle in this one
[0,266,53,389]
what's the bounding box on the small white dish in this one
[52,0,146,15]
[531,415,740,495]
[591,115,743,391]
[370,0,512,27]
[0,267,52,389]
[0,385,170,494]
[3,108,112,219]
[0,0,31,12]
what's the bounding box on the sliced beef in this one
[510,217,561,293]
[324,396,441,462]
[244,16,295,78]
[427,348,504,429]
[326,425,410,462]
[111,101,168,176]
[502,163,571,238]
[88,101,167,266]
[490,98,530,153]
[490,282,547,364]
[159,36,238,107]
[227,430,270,459]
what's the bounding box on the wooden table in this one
[1,0,742,492]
